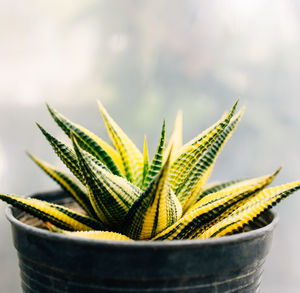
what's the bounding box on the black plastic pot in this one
[6,190,278,293]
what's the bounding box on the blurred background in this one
[1,0,300,291]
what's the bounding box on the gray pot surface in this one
[6,190,278,293]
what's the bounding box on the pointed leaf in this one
[142,135,149,186]
[72,135,141,228]
[27,152,97,218]
[165,110,182,163]
[178,107,245,209]
[196,181,300,239]
[37,123,85,182]
[47,104,124,176]
[190,168,281,213]
[37,124,112,184]
[170,101,239,204]
[61,230,133,241]
[98,101,143,185]
[182,164,214,213]
[142,120,166,189]
[46,223,133,241]
[153,169,279,240]
[123,148,182,240]
[196,177,252,203]
[0,193,106,231]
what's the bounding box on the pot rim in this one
[5,192,279,249]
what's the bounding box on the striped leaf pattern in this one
[195,181,300,239]
[188,168,280,215]
[27,152,96,218]
[182,165,214,212]
[37,123,84,183]
[142,136,149,186]
[122,149,182,240]
[59,230,133,241]
[98,101,143,186]
[46,223,132,241]
[170,101,239,203]
[47,104,123,176]
[38,124,111,184]
[196,177,253,204]
[142,120,166,189]
[72,135,141,228]
[153,169,280,240]
[178,107,245,210]
[0,193,106,231]
[1,101,299,242]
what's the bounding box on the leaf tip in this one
[165,143,174,164]
[97,99,103,108]
[276,166,283,174]
[35,122,45,133]
[46,103,54,114]
[97,100,106,115]
[25,150,33,158]
[143,135,148,147]
[175,109,183,124]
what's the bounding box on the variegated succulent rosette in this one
[1,101,299,241]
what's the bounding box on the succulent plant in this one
[1,101,300,241]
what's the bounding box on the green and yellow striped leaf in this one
[174,110,227,159]
[27,152,97,218]
[123,148,182,240]
[47,104,124,176]
[165,110,183,163]
[188,168,280,213]
[182,165,214,213]
[178,107,245,211]
[169,101,239,204]
[142,120,166,189]
[0,193,106,231]
[82,150,112,174]
[58,230,133,241]
[98,101,143,185]
[37,123,85,183]
[142,136,149,186]
[195,181,300,239]
[37,124,112,184]
[46,223,133,241]
[196,177,252,204]
[153,169,279,240]
[72,135,141,228]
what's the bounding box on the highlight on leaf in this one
[1,100,299,242]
